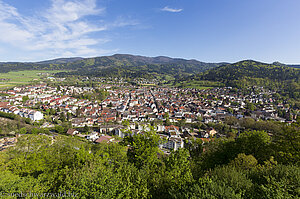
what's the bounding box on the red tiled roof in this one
[200,138,214,142]
[165,125,179,130]
[95,136,112,143]
[0,102,9,108]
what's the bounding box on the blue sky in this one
[0,0,299,63]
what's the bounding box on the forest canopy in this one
[0,122,299,199]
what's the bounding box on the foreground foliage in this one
[0,125,299,198]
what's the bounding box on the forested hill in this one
[272,61,300,69]
[54,54,224,79]
[55,54,222,69]
[36,57,84,64]
[193,60,300,84]
[288,64,300,69]
[185,60,300,106]
[0,54,223,78]
[1,55,299,80]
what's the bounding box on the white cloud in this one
[161,6,183,13]
[46,0,103,23]
[109,16,139,28]
[0,0,133,61]
[0,1,19,19]
[0,22,32,43]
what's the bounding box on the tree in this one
[227,107,234,114]
[55,125,65,134]
[76,108,81,117]
[122,120,130,127]
[0,170,40,195]
[6,134,52,177]
[163,112,169,119]
[154,148,193,198]
[165,118,171,126]
[59,112,66,122]
[22,96,29,103]
[249,164,300,199]
[236,130,272,163]
[31,128,40,135]
[121,130,162,169]
[200,138,237,171]
[45,109,50,115]
[229,153,258,170]
[196,116,203,122]
[272,125,300,164]
[224,116,238,126]
[246,102,256,111]
[177,119,186,127]
[25,118,31,124]
[185,138,204,159]
[164,148,193,188]
[49,108,56,115]
[66,112,72,121]
[83,125,90,133]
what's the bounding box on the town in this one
[0,80,298,152]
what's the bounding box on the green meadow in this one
[0,70,66,88]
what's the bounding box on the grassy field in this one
[0,70,66,88]
[178,84,213,89]
[139,83,156,86]
[164,80,223,90]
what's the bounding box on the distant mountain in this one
[273,61,300,69]
[0,54,224,76]
[53,54,225,79]
[1,55,299,81]
[288,65,300,69]
[195,60,300,82]
[185,60,300,100]
[36,57,84,64]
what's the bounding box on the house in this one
[29,111,44,121]
[161,137,184,151]
[165,125,180,138]
[113,128,127,138]
[75,133,86,138]
[0,102,9,108]
[85,132,99,141]
[207,128,217,137]
[99,125,124,134]
[156,125,165,132]
[94,135,114,144]
[72,118,86,127]
[66,129,79,136]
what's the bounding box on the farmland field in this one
[0,70,66,88]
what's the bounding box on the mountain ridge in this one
[53,54,225,79]
[193,60,300,82]
[0,54,299,78]
[0,54,299,67]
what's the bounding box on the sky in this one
[0,0,300,64]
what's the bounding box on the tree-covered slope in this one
[181,60,300,107]
[1,56,299,80]
[55,54,224,79]
[0,54,223,78]
[36,57,84,64]
[195,60,300,82]
[0,123,299,198]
